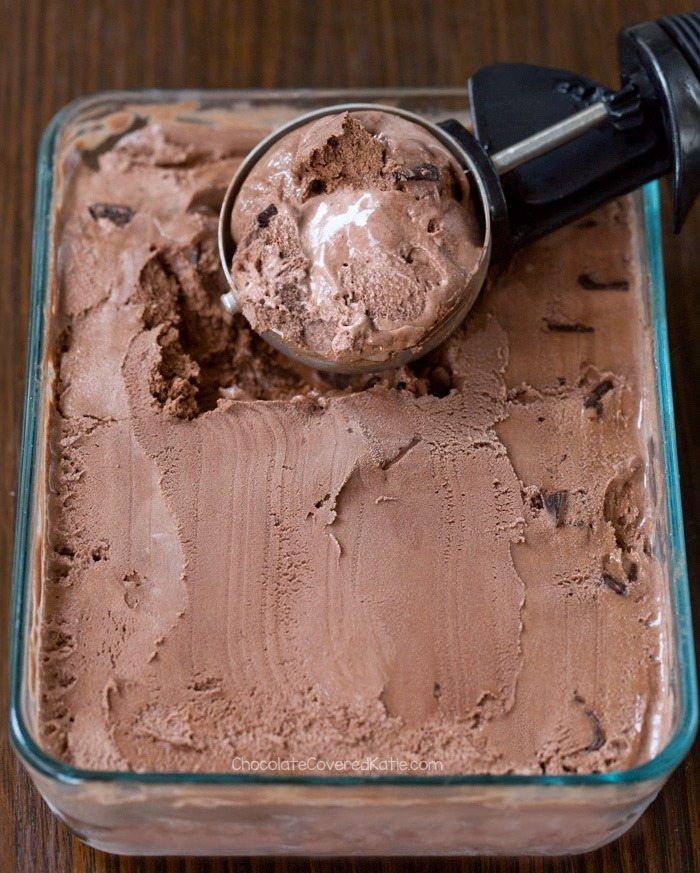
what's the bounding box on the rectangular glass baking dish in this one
[9,88,698,857]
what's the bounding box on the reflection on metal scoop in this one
[219,12,700,374]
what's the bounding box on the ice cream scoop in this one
[222,108,491,372]
[219,12,700,373]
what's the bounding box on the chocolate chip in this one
[395,163,440,183]
[256,204,278,228]
[626,562,638,582]
[545,319,595,333]
[541,489,569,526]
[577,273,629,291]
[583,379,614,416]
[433,682,442,699]
[585,710,605,751]
[88,203,135,226]
[602,572,627,595]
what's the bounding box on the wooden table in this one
[1,1,698,870]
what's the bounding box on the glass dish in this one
[9,88,698,857]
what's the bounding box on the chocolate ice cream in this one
[230,110,484,364]
[36,103,671,776]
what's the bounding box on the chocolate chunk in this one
[541,489,569,526]
[80,115,148,171]
[88,203,135,226]
[626,562,638,582]
[602,572,627,595]
[545,319,595,333]
[256,204,278,228]
[585,710,605,751]
[583,379,614,416]
[577,273,629,291]
[395,163,440,183]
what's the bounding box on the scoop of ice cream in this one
[230,110,484,364]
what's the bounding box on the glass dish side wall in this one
[10,89,697,857]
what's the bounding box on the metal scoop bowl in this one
[217,103,494,375]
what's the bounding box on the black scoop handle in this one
[623,12,700,230]
[455,11,700,252]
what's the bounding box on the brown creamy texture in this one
[230,111,483,363]
[38,105,671,775]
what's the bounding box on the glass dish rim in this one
[9,87,698,790]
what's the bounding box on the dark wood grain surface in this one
[1,1,698,870]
